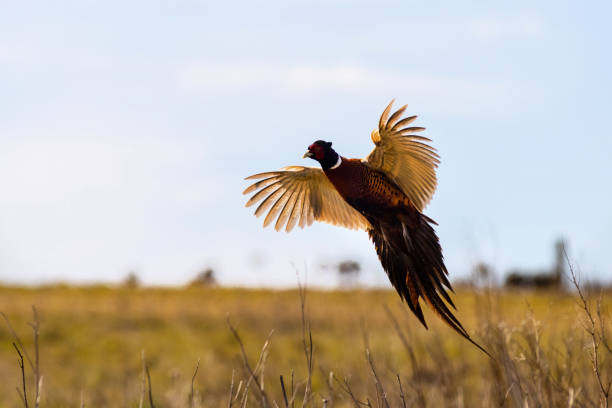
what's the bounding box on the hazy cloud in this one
[178,62,521,115]
[466,14,546,44]
[0,122,220,283]
[0,43,38,64]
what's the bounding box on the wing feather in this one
[378,98,395,130]
[246,181,281,208]
[275,187,299,231]
[397,126,427,134]
[365,100,439,211]
[263,184,294,227]
[285,183,305,232]
[301,189,311,227]
[243,176,279,195]
[390,116,418,132]
[244,166,370,232]
[385,104,407,129]
[254,185,284,217]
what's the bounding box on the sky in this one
[0,1,610,287]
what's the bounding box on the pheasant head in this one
[303,140,340,170]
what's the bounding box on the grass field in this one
[0,282,610,407]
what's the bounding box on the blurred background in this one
[1,0,610,288]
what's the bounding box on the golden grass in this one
[0,284,610,407]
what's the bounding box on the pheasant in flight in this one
[243,100,488,355]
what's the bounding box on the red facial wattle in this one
[308,143,324,160]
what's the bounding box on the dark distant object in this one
[453,262,497,288]
[338,260,360,275]
[123,271,140,288]
[472,262,495,286]
[189,268,217,287]
[244,100,488,355]
[505,239,566,290]
[473,262,491,280]
[337,260,361,288]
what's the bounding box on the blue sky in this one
[0,1,610,286]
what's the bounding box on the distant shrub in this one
[337,260,361,288]
[123,271,140,288]
[188,268,217,287]
[338,260,360,275]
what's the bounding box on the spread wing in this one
[243,166,371,232]
[365,99,439,211]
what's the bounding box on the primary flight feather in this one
[243,100,489,356]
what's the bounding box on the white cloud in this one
[466,14,546,45]
[179,63,375,92]
[0,120,221,283]
[178,62,522,115]
[0,134,208,205]
[0,43,38,64]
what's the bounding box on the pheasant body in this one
[243,100,491,357]
[324,156,457,331]
[324,158,416,218]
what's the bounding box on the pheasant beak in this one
[303,150,314,159]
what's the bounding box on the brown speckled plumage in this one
[324,158,416,216]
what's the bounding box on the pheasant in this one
[243,100,488,355]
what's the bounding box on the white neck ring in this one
[330,156,342,170]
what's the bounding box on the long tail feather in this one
[368,213,493,359]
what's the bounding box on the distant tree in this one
[338,260,360,275]
[471,262,494,287]
[123,271,140,288]
[337,260,361,288]
[189,268,217,287]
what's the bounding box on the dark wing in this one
[369,213,492,358]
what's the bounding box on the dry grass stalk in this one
[138,350,155,408]
[384,301,429,405]
[2,307,42,408]
[227,315,274,407]
[396,375,407,408]
[279,375,289,407]
[566,252,611,408]
[297,281,314,408]
[290,370,294,408]
[597,302,612,355]
[28,306,41,408]
[139,350,146,408]
[13,342,28,408]
[365,349,389,408]
[333,375,369,407]
[189,358,201,408]
[145,360,155,408]
[227,369,244,408]
[1,312,33,369]
[383,304,418,375]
